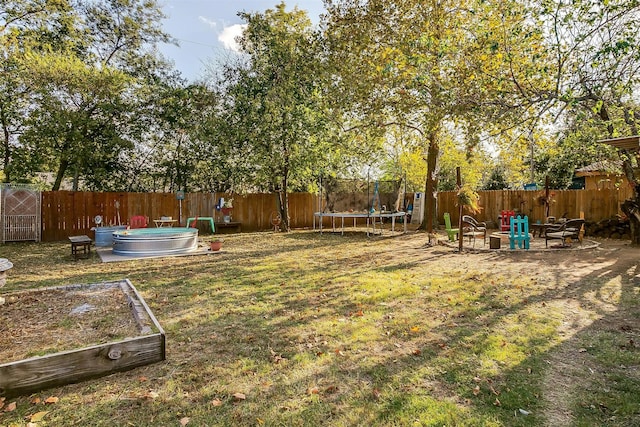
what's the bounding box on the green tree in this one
[0,0,76,182]
[533,0,640,243]
[323,0,551,231]
[215,3,337,231]
[1,0,173,190]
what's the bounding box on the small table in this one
[153,219,178,227]
[69,235,92,260]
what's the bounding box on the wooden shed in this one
[575,160,628,190]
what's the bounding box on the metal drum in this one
[112,227,199,256]
[93,226,128,247]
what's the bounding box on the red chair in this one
[500,210,515,232]
[129,215,148,229]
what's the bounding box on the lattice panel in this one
[2,185,41,242]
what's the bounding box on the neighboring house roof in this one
[575,160,623,177]
[597,135,640,151]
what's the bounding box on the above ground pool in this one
[112,227,199,256]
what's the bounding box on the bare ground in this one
[430,235,638,426]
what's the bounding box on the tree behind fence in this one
[37,189,632,241]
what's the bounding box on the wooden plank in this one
[0,279,165,398]
[0,334,165,398]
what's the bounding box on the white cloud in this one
[218,24,246,52]
[198,16,217,28]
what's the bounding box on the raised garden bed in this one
[0,279,165,398]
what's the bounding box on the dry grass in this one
[0,284,144,361]
[0,231,639,426]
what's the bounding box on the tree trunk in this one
[0,103,11,182]
[72,165,80,191]
[278,135,291,232]
[276,189,290,232]
[422,131,439,232]
[622,199,640,246]
[53,158,70,191]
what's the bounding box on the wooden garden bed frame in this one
[0,279,165,398]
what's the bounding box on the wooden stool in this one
[69,235,92,260]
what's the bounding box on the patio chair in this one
[509,215,530,250]
[500,210,515,232]
[462,215,487,247]
[545,218,585,247]
[443,212,459,242]
[129,215,148,229]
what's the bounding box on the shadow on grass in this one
[1,233,638,426]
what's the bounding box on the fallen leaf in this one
[27,423,38,427]
[325,385,338,394]
[30,411,49,422]
[30,397,41,405]
[412,349,421,356]
[272,353,287,364]
[180,416,190,426]
[144,391,160,399]
[493,398,501,406]
[4,401,16,412]
[354,310,364,317]
[372,388,381,400]
[473,376,482,383]
[233,392,246,401]
[138,376,148,382]
[472,385,480,396]
[307,386,319,395]
[211,399,223,407]
[44,396,59,404]
[256,418,265,425]
[410,326,420,333]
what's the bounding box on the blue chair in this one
[509,215,530,250]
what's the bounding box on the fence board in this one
[436,187,633,226]
[33,188,636,242]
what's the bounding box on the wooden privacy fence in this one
[27,188,636,242]
[40,191,317,242]
[436,188,634,227]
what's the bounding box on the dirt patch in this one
[0,284,145,363]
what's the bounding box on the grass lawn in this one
[0,230,639,426]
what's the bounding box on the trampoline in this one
[314,211,407,236]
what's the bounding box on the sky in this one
[160,0,326,82]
